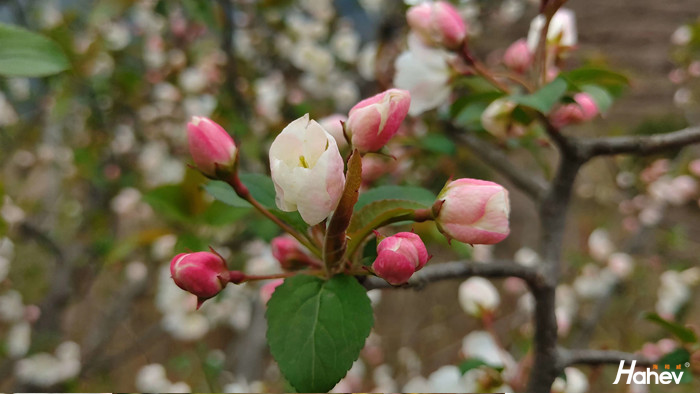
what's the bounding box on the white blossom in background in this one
[394,34,454,116]
[371,364,397,392]
[255,73,286,123]
[671,25,693,46]
[573,264,616,299]
[331,25,361,63]
[552,367,589,392]
[183,94,217,119]
[458,277,500,317]
[178,67,208,94]
[357,43,378,80]
[293,41,336,76]
[514,247,539,266]
[102,22,131,51]
[607,252,634,279]
[527,8,577,51]
[0,92,19,127]
[138,141,185,187]
[15,341,81,387]
[135,363,190,393]
[587,228,615,261]
[8,77,30,101]
[656,268,700,318]
[38,1,63,29]
[426,365,467,393]
[1,196,25,225]
[472,244,493,262]
[0,237,13,282]
[223,378,266,393]
[462,331,509,368]
[0,289,24,322]
[7,321,31,358]
[555,284,578,336]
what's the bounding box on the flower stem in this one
[226,173,321,257]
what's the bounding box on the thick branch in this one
[578,125,700,158]
[558,348,653,369]
[458,132,548,201]
[363,260,540,290]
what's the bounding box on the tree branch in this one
[456,131,548,201]
[578,125,700,158]
[362,260,541,290]
[558,348,653,369]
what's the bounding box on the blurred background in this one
[0,0,699,392]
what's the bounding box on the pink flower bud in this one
[549,93,599,128]
[435,179,510,245]
[186,116,237,177]
[372,232,430,285]
[170,251,242,308]
[270,235,319,270]
[260,279,284,305]
[406,1,467,49]
[346,89,411,152]
[503,39,532,74]
[318,114,349,149]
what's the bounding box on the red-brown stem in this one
[226,173,321,257]
[460,45,512,94]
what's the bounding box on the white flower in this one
[527,8,577,51]
[461,331,505,367]
[331,27,361,63]
[458,277,500,316]
[15,341,81,387]
[426,365,466,393]
[553,367,589,392]
[514,247,540,266]
[0,290,24,322]
[394,34,453,116]
[588,228,615,261]
[7,322,31,358]
[269,114,345,225]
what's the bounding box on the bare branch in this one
[363,260,540,290]
[558,348,653,369]
[457,132,548,201]
[579,125,700,158]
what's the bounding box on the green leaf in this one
[199,201,249,226]
[355,185,436,211]
[580,84,614,113]
[510,77,568,113]
[420,134,457,155]
[657,348,692,384]
[203,181,249,208]
[143,185,190,222]
[561,67,629,90]
[239,173,278,208]
[0,23,70,77]
[459,359,488,374]
[267,274,374,393]
[644,312,698,343]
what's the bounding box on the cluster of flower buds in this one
[372,232,430,285]
[170,250,244,309]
